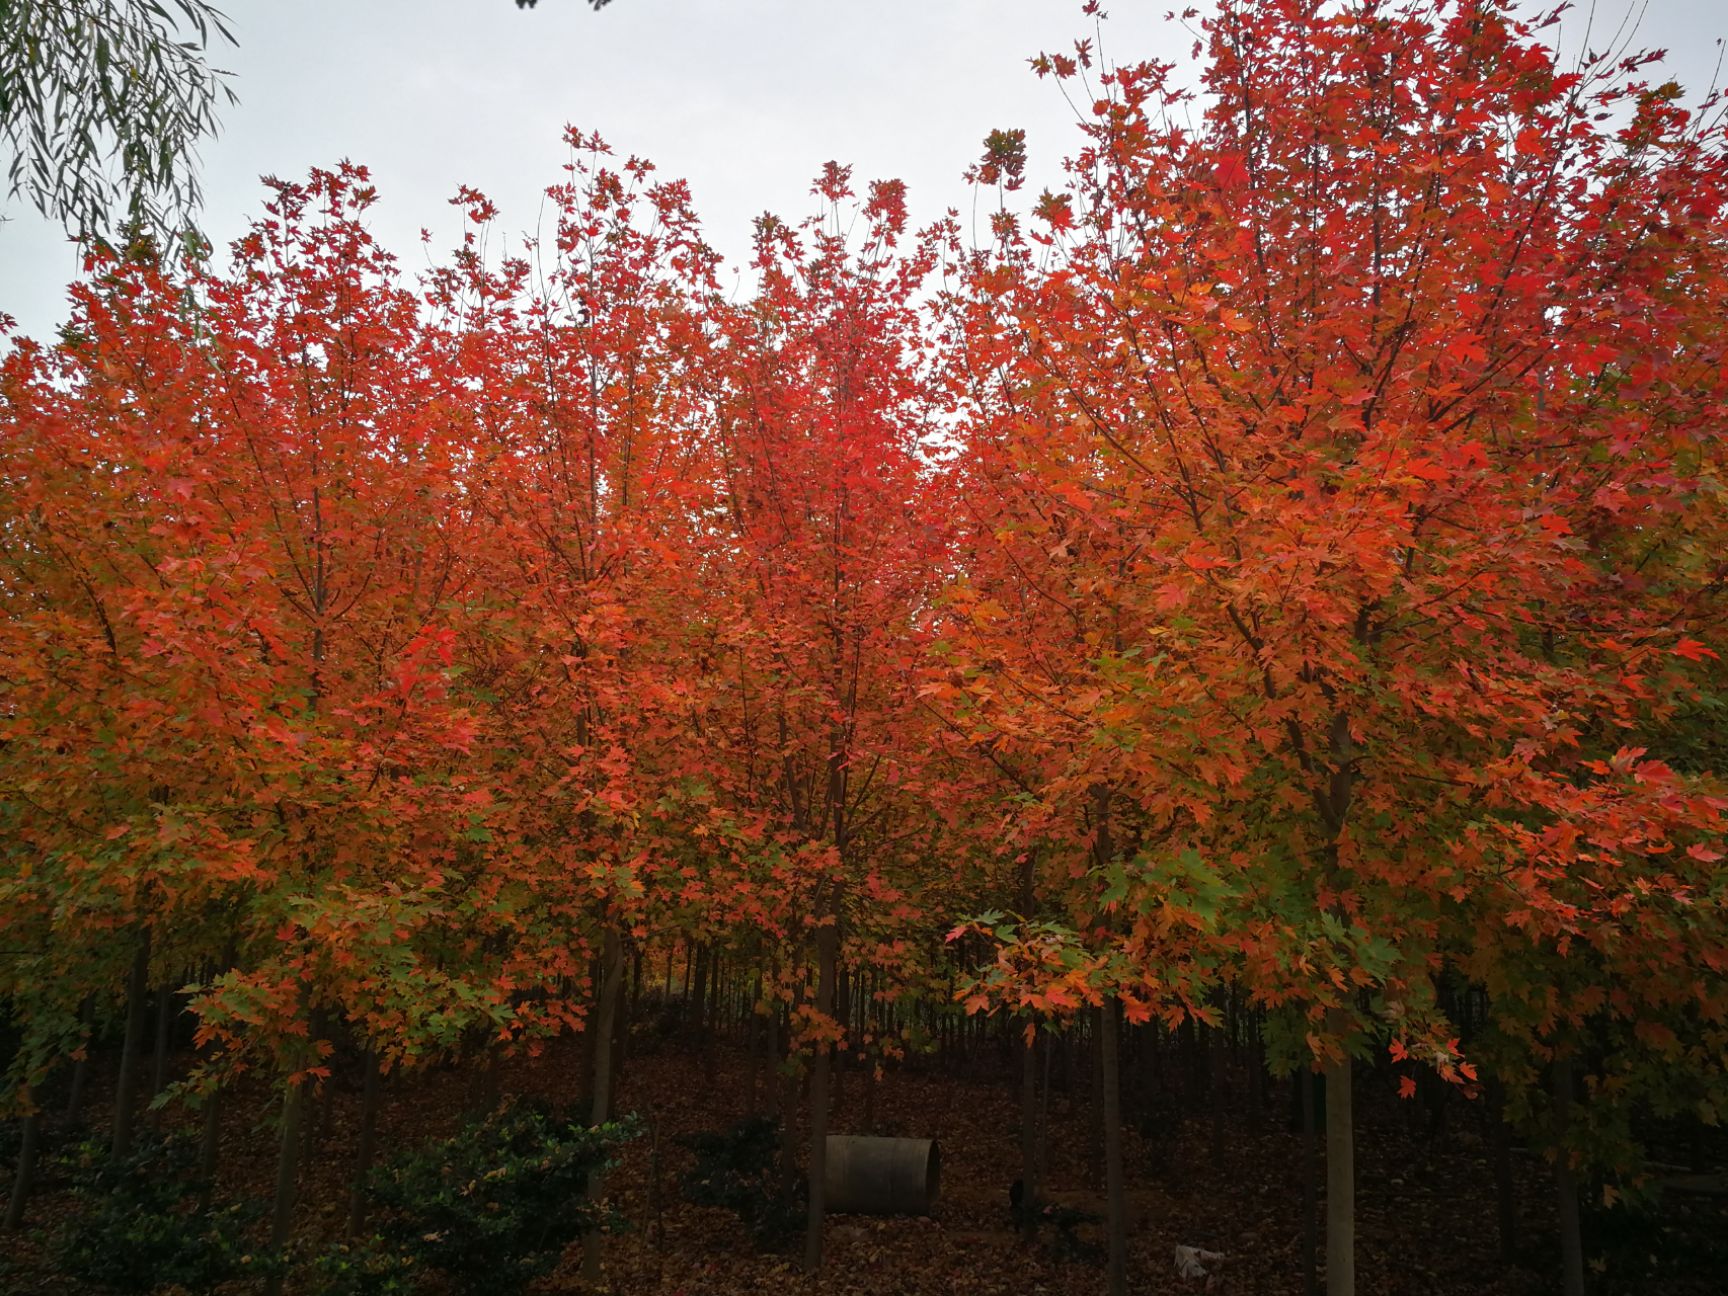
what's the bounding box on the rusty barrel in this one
[823,1135,941,1215]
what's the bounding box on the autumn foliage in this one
[3,1,1726,1292]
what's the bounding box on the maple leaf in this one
[1212,153,1250,189]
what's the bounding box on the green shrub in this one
[361,1100,635,1296]
[54,1130,263,1294]
[305,1236,419,1296]
[678,1115,804,1251]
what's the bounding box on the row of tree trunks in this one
[1,942,1579,1296]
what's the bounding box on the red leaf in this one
[1212,153,1250,190]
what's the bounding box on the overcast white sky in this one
[2,0,1724,343]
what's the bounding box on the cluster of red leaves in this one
[2,0,1725,1175]
[929,0,1728,1156]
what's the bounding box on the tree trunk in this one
[699,945,719,1085]
[197,1085,223,1211]
[611,960,631,1110]
[1247,1016,1265,1137]
[1324,1057,1354,1296]
[691,944,709,1033]
[4,1100,39,1231]
[804,920,838,1273]
[1554,1058,1585,1296]
[1091,1007,1108,1188]
[302,1068,328,1163]
[581,927,626,1286]
[1489,1077,1517,1262]
[1038,1032,1053,1190]
[862,971,879,1132]
[831,960,848,1109]
[346,1048,382,1236]
[149,982,172,1113]
[1303,1069,1320,1296]
[708,949,723,1032]
[1100,998,1129,1296]
[777,1006,799,1200]
[64,999,92,1127]
[1019,1025,1040,1241]
[112,931,150,1157]
[264,1080,308,1296]
[1208,1015,1226,1168]
[746,976,763,1116]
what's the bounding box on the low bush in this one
[305,1235,418,1296]
[357,1099,635,1296]
[54,1130,265,1294]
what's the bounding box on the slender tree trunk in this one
[611,961,631,1109]
[149,982,172,1114]
[776,1005,799,1199]
[1015,844,1040,1221]
[1303,1069,1320,1296]
[1209,1014,1226,1168]
[804,920,838,1272]
[1091,1007,1108,1188]
[346,1049,382,1236]
[691,944,709,1034]
[64,999,92,1127]
[1489,1077,1517,1262]
[832,961,848,1108]
[264,1079,308,1296]
[1100,998,1129,1296]
[708,950,723,1032]
[1553,1059,1585,1296]
[699,945,719,1085]
[4,1099,39,1231]
[1038,1033,1053,1190]
[1019,1025,1039,1241]
[1247,1016,1265,1138]
[112,931,150,1157]
[862,1047,877,1133]
[746,976,764,1116]
[582,927,626,1286]
[1324,1057,1354,1296]
[197,1086,223,1211]
[303,1067,328,1163]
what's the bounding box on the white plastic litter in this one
[1174,1244,1226,1279]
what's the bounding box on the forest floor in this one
[3,1023,1725,1295]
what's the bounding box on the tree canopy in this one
[3,4,1726,1294]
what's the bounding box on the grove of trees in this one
[3,3,1726,1294]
